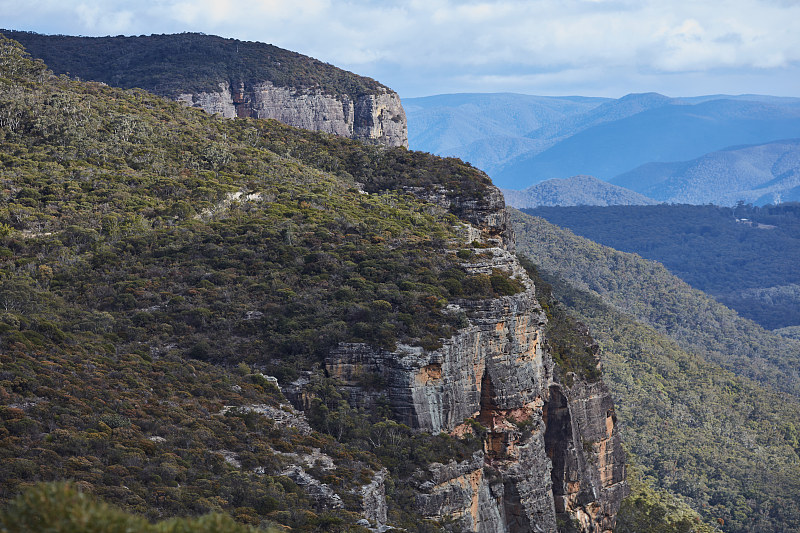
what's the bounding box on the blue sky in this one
[2,0,799,98]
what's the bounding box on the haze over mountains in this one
[404,93,608,175]
[502,175,658,208]
[407,92,800,205]
[613,138,800,205]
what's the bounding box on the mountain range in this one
[612,138,800,205]
[404,93,607,175]
[502,175,658,208]
[407,92,800,204]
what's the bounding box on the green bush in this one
[0,482,269,533]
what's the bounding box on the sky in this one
[2,0,800,98]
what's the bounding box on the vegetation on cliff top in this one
[0,35,517,531]
[517,255,601,384]
[2,30,387,98]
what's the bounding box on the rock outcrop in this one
[177,81,408,148]
[545,381,627,532]
[361,468,389,526]
[322,184,627,532]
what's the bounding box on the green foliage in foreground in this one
[0,482,269,533]
[616,467,716,533]
[513,210,800,532]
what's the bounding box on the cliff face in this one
[321,187,627,532]
[177,81,408,148]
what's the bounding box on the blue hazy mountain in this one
[408,92,800,197]
[404,93,609,174]
[502,175,658,208]
[521,92,674,143]
[611,139,800,205]
[495,98,800,189]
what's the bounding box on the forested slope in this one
[513,211,800,532]
[522,203,800,330]
[512,211,800,397]
[0,35,515,531]
[2,30,385,99]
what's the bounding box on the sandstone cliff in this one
[177,81,408,148]
[319,186,627,532]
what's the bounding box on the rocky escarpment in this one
[177,81,408,148]
[320,188,627,532]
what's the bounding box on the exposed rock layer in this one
[177,81,408,148]
[321,188,627,532]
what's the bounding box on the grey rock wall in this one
[176,81,407,148]
[361,468,389,526]
[550,381,628,533]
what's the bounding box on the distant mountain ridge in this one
[407,91,800,194]
[495,97,800,188]
[522,92,673,144]
[502,175,658,208]
[612,138,800,205]
[404,93,608,174]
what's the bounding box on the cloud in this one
[1,0,799,96]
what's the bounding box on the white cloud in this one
[1,0,799,96]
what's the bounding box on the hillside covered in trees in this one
[513,210,800,532]
[0,35,534,531]
[522,203,800,330]
[2,30,386,99]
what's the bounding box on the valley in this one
[522,203,800,330]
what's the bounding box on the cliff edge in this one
[176,80,407,148]
[313,183,628,532]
